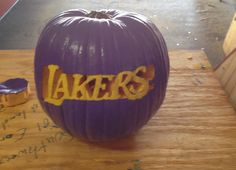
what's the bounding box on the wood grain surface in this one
[223,12,236,56]
[0,50,236,170]
[215,50,236,109]
[215,13,236,109]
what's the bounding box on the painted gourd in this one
[34,9,169,141]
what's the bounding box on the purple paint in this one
[35,9,169,141]
[0,78,28,94]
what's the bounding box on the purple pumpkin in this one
[34,9,169,141]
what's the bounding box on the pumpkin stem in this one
[86,11,111,19]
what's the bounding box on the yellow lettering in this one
[46,65,58,99]
[43,64,155,106]
[71,75,97,100]
[111,71,135,99]
[131,66,150,99]
[48,73,70,106]
[92,75,115,99]
[44,65,63,106]
[71,74,84,99]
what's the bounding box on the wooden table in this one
[0,50,236,170]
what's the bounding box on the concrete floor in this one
[0,0,235,67]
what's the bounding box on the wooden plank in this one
[216,13,236,80]
[223,13,236,56]
[224,63,236,95]
[168,50,211,70]
[0,50,236,170]
[215,12,236,78]
[218,52,236,87]
[232,87,236,108]
[214,13,236,109]
[214,50,236,80]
